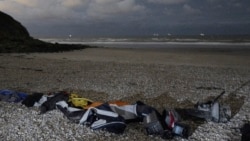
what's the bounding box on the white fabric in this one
[79,108,93,124]
[34,95,47,107]
[56,100,82,112]
[79,107,119,124]
[95,108,118,117]
[109,104,137,120]
[91,119,107,128]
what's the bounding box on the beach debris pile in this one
[0,89,235,140]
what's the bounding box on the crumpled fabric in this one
[0,90,189,138]
[22,93,44,107]
[40,91,69,114]
[0,89,27,103]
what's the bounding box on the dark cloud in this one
[0,0,249,37]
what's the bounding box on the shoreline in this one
[42,39,250,50]
[23,47,250,68]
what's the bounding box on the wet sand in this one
[25,47,250,67]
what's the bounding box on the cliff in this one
[0,11,30,40]
[0,11,89,53]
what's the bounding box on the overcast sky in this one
[1,0,250,37]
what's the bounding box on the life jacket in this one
[80,103,127,134]
[56,100,127,134]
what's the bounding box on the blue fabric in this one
[0,89,14,95]
[16,92,28,101]
[0,89,28,102]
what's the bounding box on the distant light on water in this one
[39,36,250,49]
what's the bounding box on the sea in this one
[39,36,250,49]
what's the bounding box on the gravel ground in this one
[0,48,250,140]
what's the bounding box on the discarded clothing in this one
[55,98,189,138]
[183,91,231,123]
[40,91,69,114]
[0,89,27,103]
[184,101,231,123]
[0,89,232,140]
[22,93,44,107]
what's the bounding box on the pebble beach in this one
[0,47,250,140]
